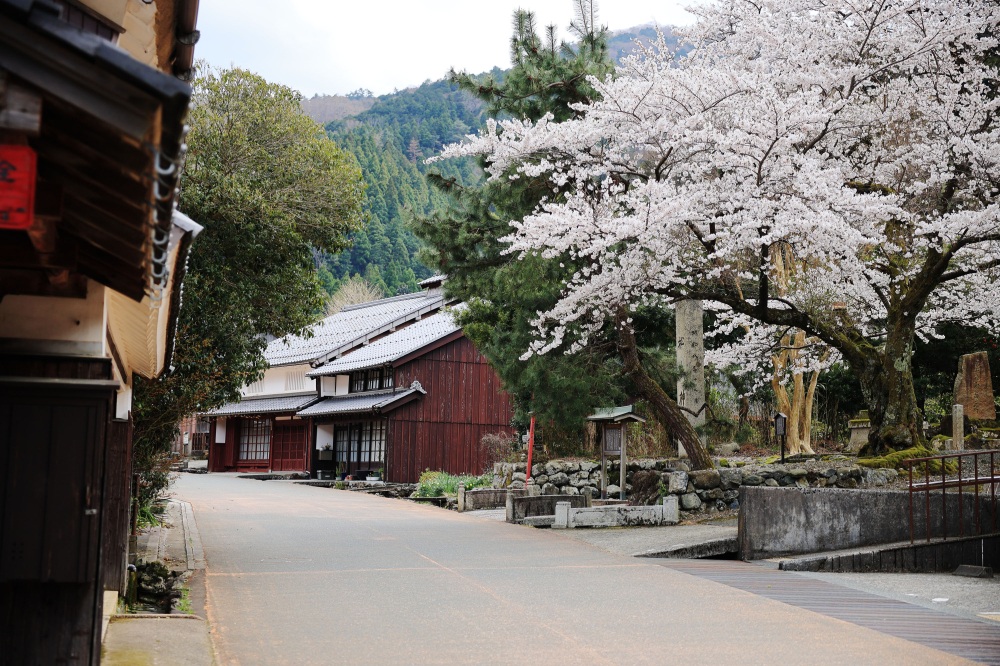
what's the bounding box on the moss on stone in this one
[858,445,957,474]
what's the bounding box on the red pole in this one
[526,415,536,481]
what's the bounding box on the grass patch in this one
[415,471,492,497]
[176,587,192,615]
[136,503,163,529]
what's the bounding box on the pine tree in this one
[416,2,712,467]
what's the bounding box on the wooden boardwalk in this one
[659,560,1000,665]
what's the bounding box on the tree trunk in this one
[771,330,817,456]
[618,323,714,470]
[856,315,924,456]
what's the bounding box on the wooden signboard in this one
[600,424,626,500]
[0,144,37,230]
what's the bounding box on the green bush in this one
[416,470,492,497]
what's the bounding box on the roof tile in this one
[307,308,462,377]
[265,290,444,366]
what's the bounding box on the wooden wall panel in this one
[0,378,116,666]
[101,418,132,593]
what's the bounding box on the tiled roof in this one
[296,387,424,417]
[264,290,444,366]
[208,393,318,417]
[419,274,446,287]
[307,308,462,377]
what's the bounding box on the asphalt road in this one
[175,474,972,665]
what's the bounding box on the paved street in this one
[176,474,982,665]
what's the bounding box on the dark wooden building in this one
[207,288,515,482]
[302,307,515,482]
[0,1,201,662]
[207,288,447,474]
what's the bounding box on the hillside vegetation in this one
[315,25,678,298]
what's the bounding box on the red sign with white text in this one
[0,145,37,230]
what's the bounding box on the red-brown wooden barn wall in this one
[388,337,514,482]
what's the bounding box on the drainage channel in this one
[657,559,1000,665]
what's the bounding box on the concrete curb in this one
[175,499,206,571]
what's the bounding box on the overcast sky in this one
[194,1,701,98]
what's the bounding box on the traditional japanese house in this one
[0,0,202,662]
[302,306,515,482]
[207,287,447,473]
[206,281,515,482]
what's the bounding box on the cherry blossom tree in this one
[436,0,1000,455]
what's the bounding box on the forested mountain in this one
[314,25,678,297]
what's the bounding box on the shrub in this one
[416,470,491,497]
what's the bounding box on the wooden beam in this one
[0,71,42,135]
[0,230,75,270]
[0,268,86,298]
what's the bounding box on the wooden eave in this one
[0,0,191,302]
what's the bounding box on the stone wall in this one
[739,486,999,559]
[493,458,899,514]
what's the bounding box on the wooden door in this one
[272,421,307,471]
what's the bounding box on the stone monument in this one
[953,351,996,421]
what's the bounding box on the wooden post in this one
[600,438,607,500]
[619,425,626,501]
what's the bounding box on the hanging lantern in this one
[0,145,37,230]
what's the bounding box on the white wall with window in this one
[241,363,316,397]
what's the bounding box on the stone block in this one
[680,493,702,510]
[553,502,570,529]
[690,469,721,489]
[954,351,996,420]
[666,471,688,494]
[720,469,743,489]
[715,442,740,456]
[548,472,569,486]
[742,474,764,486]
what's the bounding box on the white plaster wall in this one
[316,424,334,450]
[241,363,315,397]
[335,375,349,396]
[215,417,227,444]
[115,385,132,420]
[0,280,106,354]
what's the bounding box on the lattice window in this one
[371,420,386,464]
[239,419,271,461]
[349,367,393,393]
[335,426,350,463]
[349,424,361,463]
[351,372,366,392]
[245,379,265,395]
